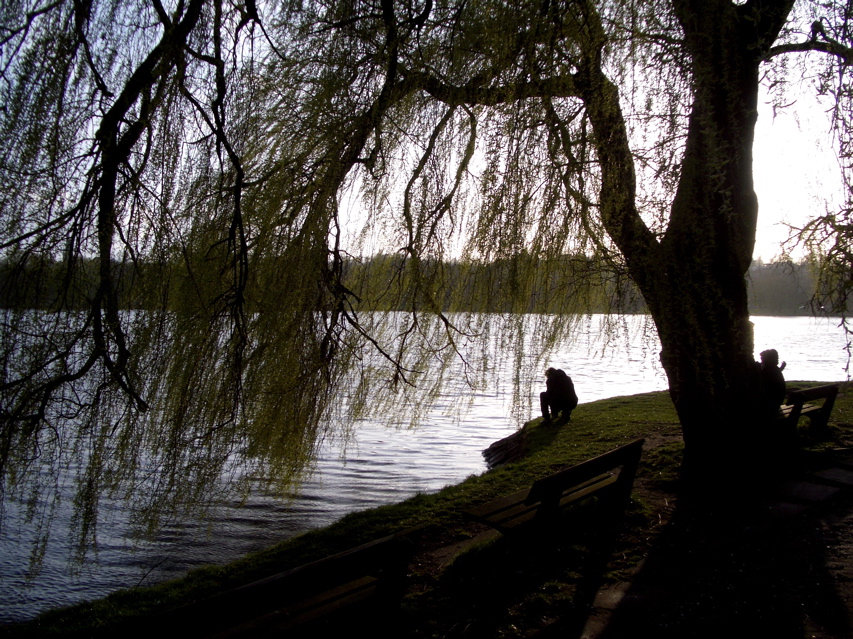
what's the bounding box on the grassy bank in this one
[5,383,853,637]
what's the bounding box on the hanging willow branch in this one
[1,0,852,569]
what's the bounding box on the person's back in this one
[551,369,578,408]
[541,367,578,424]
[758,349,786,418]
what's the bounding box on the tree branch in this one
[404,70,581,106]
[765,38,853,64]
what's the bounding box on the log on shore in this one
[482,428,528,468]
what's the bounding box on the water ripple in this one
[1,315,848,623]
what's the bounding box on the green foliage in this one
[1,0,852,571]
[346,253,639,314]
[2,389,679,637]
[0,255,828,317]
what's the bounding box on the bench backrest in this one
[784,384,840,436]
[158,530,417,636]
[524,438,644,509]
[787,383,839,406]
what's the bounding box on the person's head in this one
[545,367,557,379]
[760,349,779,367]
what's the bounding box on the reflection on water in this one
[1,315,849,623]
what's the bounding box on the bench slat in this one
[475,501,542,531]
[777,384,839,438]
[155,529,418,638]
[554,473,618,508]
[468,474,618,531]
[211,576,381,638]
[464,487,532,520]
[463,439,644,535]
[788,384,840,404]
[778,403,818,417]
[526,440,643,506]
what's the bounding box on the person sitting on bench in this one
[758,348,786,418]
[540,367,578,425]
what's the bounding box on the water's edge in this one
[2,315,848,623]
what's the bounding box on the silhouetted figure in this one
[540,367,578,425]
[758,348,787,418]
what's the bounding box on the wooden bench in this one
[464,438,644,535]
[155,529,419,638]
[777,384,840,438]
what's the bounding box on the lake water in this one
[1,314,849,623]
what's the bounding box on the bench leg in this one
[807,412,831,439]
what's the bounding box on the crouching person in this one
[540,367,578,425]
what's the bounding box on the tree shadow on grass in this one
[401,471,853,639]
[590,489,853,639]
[400,501,629,638]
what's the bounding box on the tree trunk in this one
[583,0,795,477]
[651,3,763,473]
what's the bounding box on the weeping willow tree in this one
[787,10,853,353]
[2,0,852,564]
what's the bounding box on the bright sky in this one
[752,84,842,261]
[339,83,845,262]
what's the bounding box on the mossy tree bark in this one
[582,0,795,473]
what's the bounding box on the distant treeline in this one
[0,256,160,310]
[0,256,97,309]
[343,254,828,316]
[0,254,830,316]
[342,252,644,315]
[747,260,819,316]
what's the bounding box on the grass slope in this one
[5,382,853,637]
